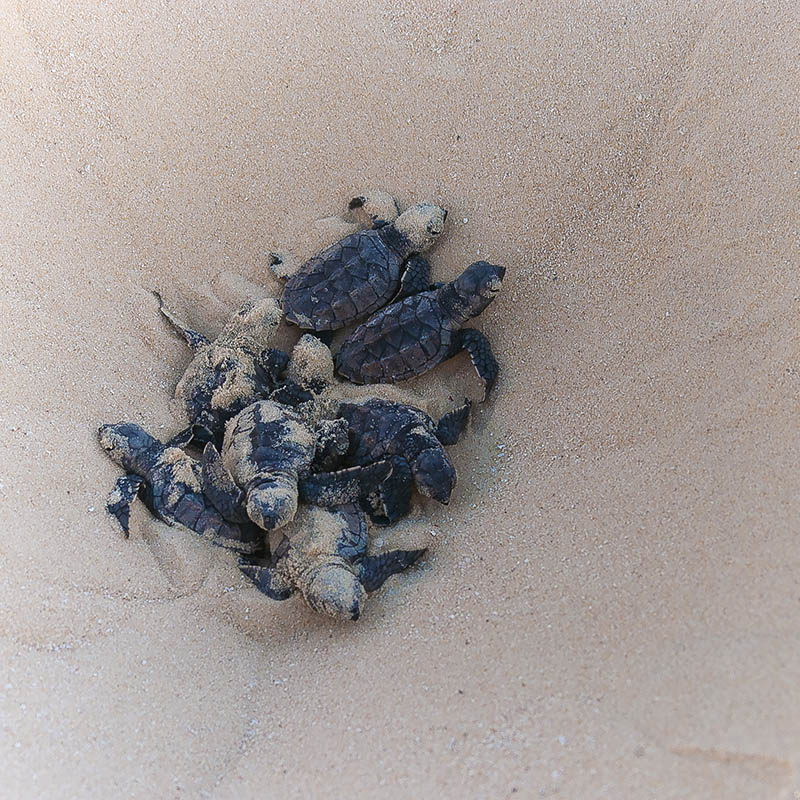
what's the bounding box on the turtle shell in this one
[222,401,315,487]
[335,291,451,384]
[282,229,403,331]
[337,399,433,464]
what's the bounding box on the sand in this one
[1,0,799,797]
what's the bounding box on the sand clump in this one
[2,1,800,798]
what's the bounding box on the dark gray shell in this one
[334,290,451,384]
[282,229,403,331]
[337,399,435,465]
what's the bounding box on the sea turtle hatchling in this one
[98,422,264,554]
[239,504,426,620]
[335,260,505,398]
[337,397,471,525]
[275,198,448,331]
[199,336,393,532]
[156,293,288,447]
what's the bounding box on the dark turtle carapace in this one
[239,504,426,620]
[335,261,505,398]
[98,422,264,554]
[337,398,471,525]
[278,200,448,331]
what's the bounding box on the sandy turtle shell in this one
[239,504,426,620]
[98,422,264,554]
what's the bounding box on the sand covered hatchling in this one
[200,336,392,532]
[239,504,426,620]
[337,397,471,525]
[98,422,264,554]
[156,293,288,447]
[335,260,505,398]
[274,194,448,331]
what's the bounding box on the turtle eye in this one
[426,221,443,235]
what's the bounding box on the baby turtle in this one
[337,398,471,525]
[157,293,288,446]
[276,200,448,331]
[335,260,505,398]
[98,422,264,554]
[202,400,391,532]
[239,504,426,620]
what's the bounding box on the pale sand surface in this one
[2,1,800,797]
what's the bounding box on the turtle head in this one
[411,446,457,505]
[392,203,447,254]
[348,190,400,226]
[246,480,297,531]
[286,334,334,394]
[217,297,283,349]
[98,422,160,470]
[451,261,505,317]
[303,562,366,621]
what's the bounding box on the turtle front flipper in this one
[396,255,432,300]
[375,455,414,525]
[106,473,145,537]
[313,418,350,471]
[268,252,300,281]
[254,347,290,394]
[154,291,211,352]
[298,460,392,507]
[165,427,195,449]
[358,548,427,593]
[448,328,499,400]
[239,558,294,601]
[201,443,248,523]
[435,399,471,446]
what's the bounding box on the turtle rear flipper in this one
[201,443,248,523]
[298,460,392,507]
[448,328,499,400]
[435,399,471,446]
[396,255,432,300]
[239,559,294,601]
[154,291,210,352]
[358,548,427,593]
[106,474,145,537]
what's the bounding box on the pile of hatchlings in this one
[99,191,505,620]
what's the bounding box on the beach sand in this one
[2,1,799,797]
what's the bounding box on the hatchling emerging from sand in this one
[239,504,426,620]
[99,422,264,554]
[274,193,448,331]
[156,293,289,447]
[335,260,505,398]
[337,397,471,525]
[200,336,392,532]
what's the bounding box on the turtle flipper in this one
[397,255,432,299]
[358,548,427,593]
[201,443,248,523]
[165,427,195,449]
[106,473,145,537]
[314,418,350,471]
[154,291,211,352]
[449,328,499,400]
[268,252,300,281]
[298,460,392,507]
[239,559,294,601]
[435,399,471,446]
[375,456,414,525]
[254,347,290,393]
